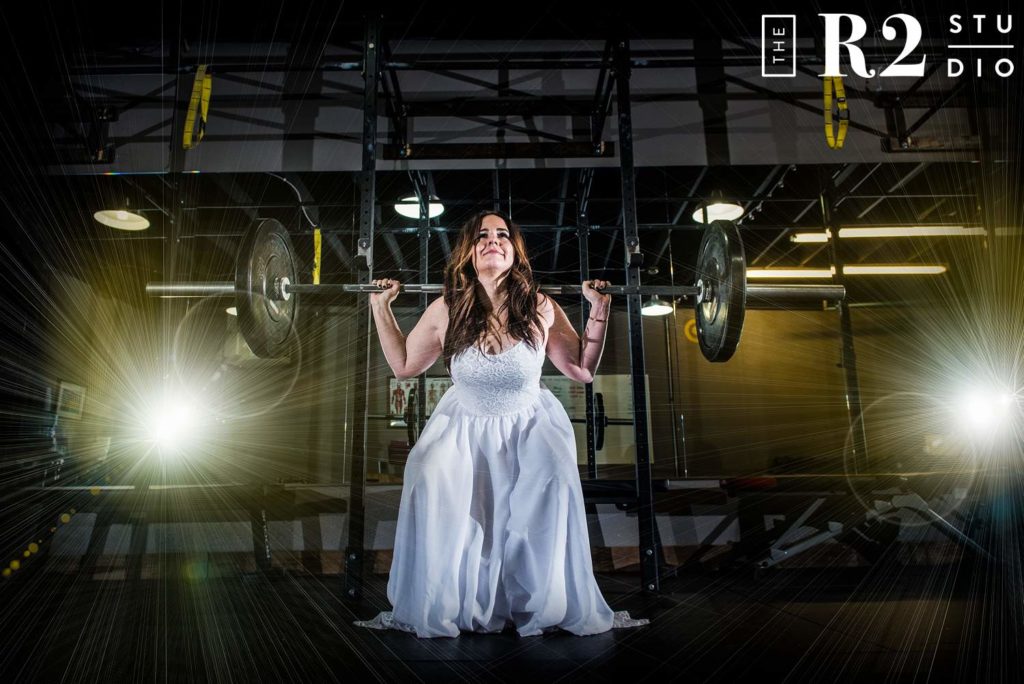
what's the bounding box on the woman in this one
[356,210,647,637]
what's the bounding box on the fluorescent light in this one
[790,226,983,243]
[692,201,744,224]
[394,196,444,219]
[844,264,947,275]
[747,268,834,279]
[790,232,830,243]
[747,264,948,278]
[226,307,238,316]
[93,209,150,231]
[641,295,673,316]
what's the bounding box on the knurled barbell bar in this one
[145,218,845,361]
[145,281,842,299]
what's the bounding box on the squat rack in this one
[225,12,999,598]
[339,19,674,597]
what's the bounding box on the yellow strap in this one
[313,229,322,285]
[183,66,212,150]
[823,76,848,150]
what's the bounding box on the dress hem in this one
[353,610,649,638]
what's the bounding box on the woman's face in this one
[471,214,515,276]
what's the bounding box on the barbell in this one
[145,219,846,361]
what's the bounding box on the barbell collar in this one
[276,277,292,301]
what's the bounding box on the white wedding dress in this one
[355,338,647,638]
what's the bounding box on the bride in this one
[358,210,647,637]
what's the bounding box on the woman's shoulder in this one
[535,291,556,326]
[424,296,449,325]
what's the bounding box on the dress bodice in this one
[449,340,545,415]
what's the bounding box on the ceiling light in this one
[746,268,834,279]
[226,307,238,316]
[641,295,673,316]
[93,209,150,231]
[790,226,982,243]
[394,195,444,219]
[692,195,744,224]
[790,233,830,243]
[843,264,947,275]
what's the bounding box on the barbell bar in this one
[145,218,845,361]
[145,281,846,301]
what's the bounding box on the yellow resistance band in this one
[823,76,848,150]
[183,65,212,150]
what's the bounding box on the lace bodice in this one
[449,340,545,415]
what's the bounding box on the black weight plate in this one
[694,220,746,362]
[235,219,299,358]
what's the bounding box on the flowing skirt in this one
[356,386,647,638]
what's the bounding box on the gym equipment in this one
[694,220,745,362]
[146,219,845,362]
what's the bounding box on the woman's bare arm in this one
[543,288,611,384]
[370,286,446,380]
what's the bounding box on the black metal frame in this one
[576,168,599,480]
[613,39,660,593]
[335,28,671,598]
[820,182,869,475]
[343,15,381,600]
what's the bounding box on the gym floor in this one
[0,555,1015,683]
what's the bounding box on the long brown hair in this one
[442,210,544,373]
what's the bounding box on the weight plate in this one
[595,392,606,451]
[694,220,746,362]
[235,219,299,358]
